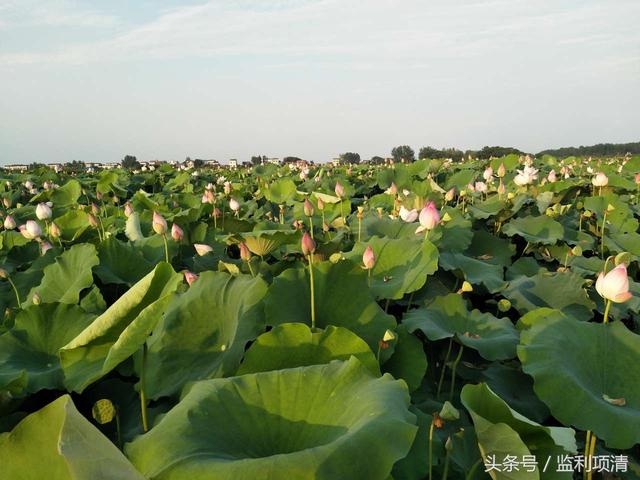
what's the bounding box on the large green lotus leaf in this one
[432,207,474,253]
[126,358,417,480]
[60,263,182,392]
[239,229,300,257]
[95,237,154,286]
[237,323,378,376]
[360,216,417,240]
[53,210,89,241]
[605,232,640,259]
[466,229,516,267]
[0,303,94,394]
[343,236,438,299]
[502,215,564,245]
[49,179,81,207]
[461,383,576,480]
[403,294,518,360]
[264,178,297,203]
[439,252,507,293]
[382,325,427,392]
[583,195,637,234]
[265,260,396,349]
[26,243,98,305]
[518,309,640,449]
[468,196,508,219]
[445,169,476,190]
[0,249,57,312]
[503,271,595,322]
[0,395,143,480]
[144,272,268,399]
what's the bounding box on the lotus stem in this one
[465,459,483,480]
[428,418,435,480]
[162,234,169,263]
[358,216,362,243]
[308,254,316,330]
[7,275,22,309]
[603,299,612,324]
[600,212,607,259]
[367,268,372,287]
[436,338,453,399]
[247,260,255,278]
[115,407,122,450]
[449,345,464,400]
[308,217,314,239]
[140,342,149,433]
[441,445,451,480]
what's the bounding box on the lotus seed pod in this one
[498,299,511,312]
[92,399,116,425]
[382,329,396,342]
[571,245,583,257]
[32,292,41,305]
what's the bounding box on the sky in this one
[0,0,639,165]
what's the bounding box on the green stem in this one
[162,234,169,263]
[441,445,451,480]
[358,217,362,242]
[465,458,483,480]
[140,342,149,433]
[603,299,612,324]
[600,212,607,259]
[308,217,314,240]
[436,338,453,399]
[7,276,22,309]
[308,255,316,330]
[247,260,255,278]
[384,298,390,313]
[449,345,464,400]
[115,408,122,450]
[367,268,372,287]
[428,419,435,480]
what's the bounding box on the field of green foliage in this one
[0,154,639,479]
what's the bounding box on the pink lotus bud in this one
[362,245,376,269]
[385,182,398,195]
[444,188,455,202]
[317,197,324,211]
[497,163,506,178]
[239,242,251,261]
[547,170,557,183]
[335,181,345,198]
[21,220,42,239]
[171,223,184,242]
[229,198,240,212]
[223,181,232,195]
[40,242,53,255]
[592,172,608,187]
[184,271,198,286]
[483,167,493,181]
[91,203,100,216]
[88,213,99,228]
[213,207,222,218]
[36,203,52,220]
[301,231,316,256]
[2,198,11,209]
[497,182,506,195]
[303,198,314,217]
[635,173,640,184]
[399,206,418,223]
[415,202,440,234]
[3,215,16,230]
[152,211,168,235]
[49,222,61,238]
[194,243,213,256]
[124,202,134,218]
[595,264,632,303]
[475,181,488,193]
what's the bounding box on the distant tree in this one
[185,156,192,163]
[391,145,415,163]
[339,152,361,165]
[250,155,263,165]
[537,142,640,158]
[419,146,464,161]
[122,155,141,170]
[476,146,524,159]
[27,162,45,171]
[65,160,86,173]
[283,156,303,164]
[370,156,385,165]
[193,159,204,168]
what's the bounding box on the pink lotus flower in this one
[3,215,16,230]
[362,245,376,269]
[497,163,506,178]
[152,212,167,235]
[194,243,213,256]
[385,182,398,195]
[547,170,557,183]
[596,264,632,303]
[40,242,53,255]
[171,223,184,242]
[49,222,61,239]
[184,271,198,286]
[239,242,251,261]
[399,205,418,223]
[335,181,345,198]
[444,188,455,202]
[415,202,440,234]
[36,203,52,220]
[483,167,493,182]
[229,198,240,212]
[475,181,487,193]
[592,172,608,187]
[20,220,42,239]
[301,231,316,256]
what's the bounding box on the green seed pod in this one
[498,299,511,312]
[92,399,116,425]
[571,245,583,257]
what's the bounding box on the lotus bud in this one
[322,221,330,232]
[213,207,222,218]
[592,172,608,187]
[415,202,440,234]
[194,243,213,256]
[444,188,455,202]
[22,220,42,239]
[229,198,240,212]
[124,202,134,218]
[362,245,376,269]
[483,167,493,181]
[3,215,16,230]
[2,197,10,209]
[49,222,61,239]
[399,206,418,223]
[595,264,632,303]
[303,198,314,217]
[239,242,251,262]
[547,170,557,183]
[497,299,511,312]
[35,203,52,220]
[301,232,316,256]
[88,213,99,228]
[382,329,397,343]
[223,181,232,195]
[335,181,345,198]
[152,212,168,235]
[41,241,53,255]
[497,163,506,177]
[0,268,7,279]
[385,182,398,195]
[317,197,324,211]
[32,291,41,305]
[376,207,383,218]
[184,271,199,286]
[635,173,640,184]
[171,223,184,242]
[91,203,100,216]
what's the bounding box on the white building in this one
[228,159,238,168]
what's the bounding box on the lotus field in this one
[1,154,640,480]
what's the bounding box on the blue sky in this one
[1,0,638,164]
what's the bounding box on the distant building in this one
[331,158,341,167]
[228,159,238,168]
[266,157,281,165]
[4,164,28,172]
[203,159,220,167]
